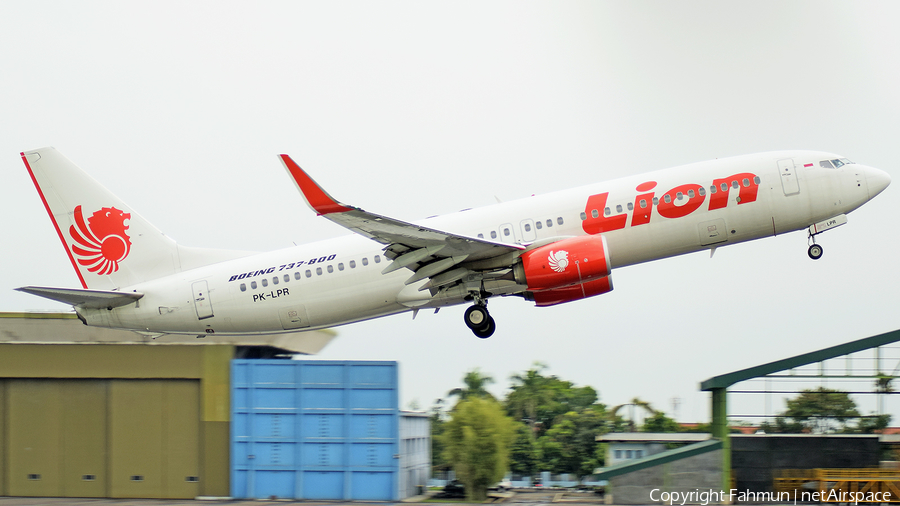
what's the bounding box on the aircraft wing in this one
[279,155,524,286]
[16,286,144,309]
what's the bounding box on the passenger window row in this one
[475,217,566,240]
[239,255,382,291]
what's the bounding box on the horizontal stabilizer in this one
[16,286,143,309]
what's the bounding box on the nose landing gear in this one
[808,232,823,260]
[806,215,849,260]
[464,302,495,338]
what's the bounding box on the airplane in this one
[16,147,890,338]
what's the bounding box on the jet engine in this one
[513,235,614,307]
[513,235,612,291]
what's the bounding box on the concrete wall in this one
[609,449,723,504]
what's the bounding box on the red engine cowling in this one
[525,276,614,307]
[515,235,612,291]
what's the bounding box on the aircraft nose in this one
[866,166,891,198]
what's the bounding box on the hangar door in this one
[1,379,200,499]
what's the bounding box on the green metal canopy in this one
[701,328,900,391]
[593,439,723,480]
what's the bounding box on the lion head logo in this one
[548,250,569,273]
[69,205,132,275]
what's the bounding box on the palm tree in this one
[506,362,553,431]
[611,398,655,432]
[447,369,495,403]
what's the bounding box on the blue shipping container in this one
[231,360,399,500]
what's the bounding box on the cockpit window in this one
[819,158,853,169]
[831,158,853,168]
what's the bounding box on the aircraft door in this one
[520,219,536,242]
[499,223,517,244]
[191,280,214,320]
[778,158,800,196]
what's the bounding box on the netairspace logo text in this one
[650,488,892,505]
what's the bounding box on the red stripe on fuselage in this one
[21,152,88,289]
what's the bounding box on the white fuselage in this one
[75,150,885,335]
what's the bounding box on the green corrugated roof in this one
[593,439,723,480]
[701,328,900,391]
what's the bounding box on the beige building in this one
[0,312,335,499]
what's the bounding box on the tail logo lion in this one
[69,205,132,275]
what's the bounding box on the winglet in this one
[279,155,354,215]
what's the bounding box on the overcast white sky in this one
[2,1,900,425]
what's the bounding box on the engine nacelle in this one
[514,235,612,291]
[525,276,614,307]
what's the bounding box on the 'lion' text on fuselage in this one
[582,172,761,234]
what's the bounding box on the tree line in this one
[430,365,893,500]
[430,363,682,500]
[758,386,891,434]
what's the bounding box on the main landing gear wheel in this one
[472,316,496,339]
[464,304,489,330]
[808,244,823,260]
[464,304,495,338]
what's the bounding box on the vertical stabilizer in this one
[22,147,181,289]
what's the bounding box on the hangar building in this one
[0,312,429,501]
